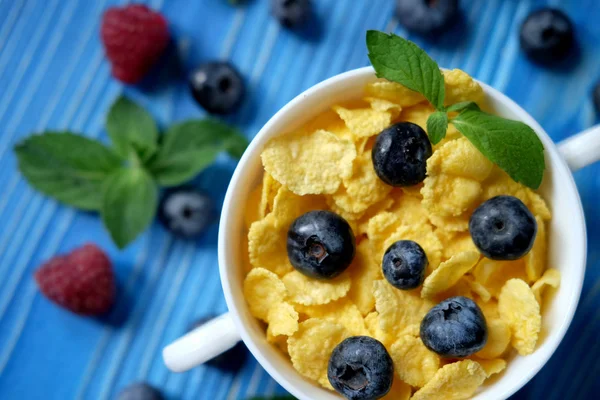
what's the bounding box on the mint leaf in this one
[426,111,448,144]
[149,119,248,186]
[101,167,157,248]
[446,101,479,113]
[106,96,158,162]
[367,30,445,110]
[14,132,122,210]
[452,109,545,189]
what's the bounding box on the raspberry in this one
[100,4,170,84]
[34,244,115,316]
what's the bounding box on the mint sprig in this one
[366,30,545,189]
[14,95,249,248]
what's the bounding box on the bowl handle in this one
[162,312,241,372]
[558,125,600,171]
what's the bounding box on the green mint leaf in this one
[452,109,545,189]
[446,101,479,113]
[367,30,445,110]
[426,111,448,144]
[106,96,158,162]
[14,132,122,210]
[101,167,157,248]
[148,119,248,186]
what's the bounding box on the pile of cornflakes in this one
[242,69,560,399]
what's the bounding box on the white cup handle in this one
[162,312,241,372]
[557,125,600,171]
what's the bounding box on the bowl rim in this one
[218,66,587,400]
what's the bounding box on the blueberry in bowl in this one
[287,210,356,279]
[420,296,488,358]
[328,336,394,400]
[469,195,537,260]
[382,240,428,290]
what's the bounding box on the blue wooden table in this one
[0,0,598,398]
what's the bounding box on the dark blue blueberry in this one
[469,195,537,260]
[117,383,163,400]
[420,296,487,358]
[287,210,355,280]
[520,8,574,65]
[372,122,432,187]
[593,81,600,113]
[382,240,427,290]
[188,316,248,372]
[158,186,215,239]
[189,62,244,114]
[271,0,311,28]
[395,0,459,35]
[328,336,394,400]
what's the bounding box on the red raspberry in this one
[101,4,170,84]
[34,244,115,316]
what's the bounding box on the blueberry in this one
[158,186,215,239]
[395,0,459,35]
[593,81,600,114]
[520,8,574,65]
[189,62,244,114]
[118,383,163,400]
[469,195,537,260]
[382,240,427,290]
[271,0,311,28]
[420,296,487,358]
[328,336,394,400]
[188,316,248,372]
[287,210,355,279]
[372,122,432,187]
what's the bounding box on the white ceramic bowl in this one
[164,67,600,400]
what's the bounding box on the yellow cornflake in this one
[333,105,393,138]
[260,172,281,217]
[531,268,561,305]
[303,109,353,142]
[244,183,263,229]
[271,186,326,228]
[261,129,356,195]
[422,252,480,298]
[282,270,351,306]
[365,96,402,117]
[348,241,381,315]
[498,279,541,355]
[382,223,443,271]
[482,167,530,206]
[435,277,472,300]
[475,318,511,360]
[411,360,487,400]
[464,275,492,302]
[373,280,434,336]
[426,137,494,181]
[288,318,350,389]
[364,311,396,348]
[293,298,368,336]
[331,151,392,214]
[429,213,470,233]
[243,267,288,321]
[525,216,547,282]
[438,231,478,261]
[366,212,401,244]
[443,69,485,105]
[400,104,435,133]
[478,300,500,321]
[356,197,395,235]
[473,257,529,298]
[422,173,482,217]
[390,335,441,387]
[389,193,429,226]
[381,378,412,400]
[267,301,299,337]
[365,79,426,107]
[527,190,552,220]
[248,215,293,276]
[473,358,507,377]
